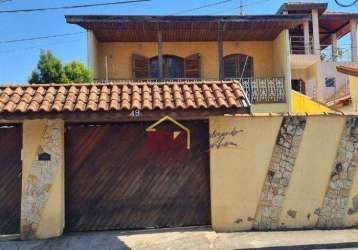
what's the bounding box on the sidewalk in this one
[1,227,358,250]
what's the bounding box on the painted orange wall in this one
[97,41,274,80]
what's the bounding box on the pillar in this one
[331,33,338,62]
[157,31,163,80]
[303,21,311,55]
[350,20,357,62]
[87,30,99,80]
[21,119,65,240]
[312,9,321,56]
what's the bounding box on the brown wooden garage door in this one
[65,120,211,232]
[0,125,22,235]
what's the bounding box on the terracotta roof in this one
[0,81,249,115]
[276,2,327,15]
[337,65,358,78]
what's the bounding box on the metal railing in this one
[290,35,314,55]
[320,44,352,62]
[290,35,354,62]
[226,77,286,104]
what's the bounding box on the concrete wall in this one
[21,119,65,240]
[292,90,332,113]
[97,41,275,80]
[210,114,358,231]
[350,75,358,112]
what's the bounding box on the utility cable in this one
[0,0,150,13]
[0,32,85,44]
[171,0,232,15]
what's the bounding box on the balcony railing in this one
[290,35,354,62]
[227,77,286,104]
[95,77,286,104]
[290,35,314,55]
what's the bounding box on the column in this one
[312,9,321,56]
[331,33,338,62]
[303,20,311,55]
[157,31,163,80]
[350,20,357,62]
[87,30,99,80]
[21,120,65,240]
[217,22,224,80]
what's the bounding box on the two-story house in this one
[65,2,358,114]
[66,15,300,113]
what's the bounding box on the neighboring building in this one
[66,2,358,113]
[328,65,358,111]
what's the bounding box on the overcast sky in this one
[0,0,357,83]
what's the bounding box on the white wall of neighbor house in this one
[87,30,99,80]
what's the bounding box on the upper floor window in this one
[132,53,201,80]
[223,54,254,79]
[150,55,184,79]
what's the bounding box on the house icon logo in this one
[146,116,191,150]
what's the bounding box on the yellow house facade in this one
[67,15,300,113]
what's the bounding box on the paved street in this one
[1,227,358,250]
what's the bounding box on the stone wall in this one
[254,117,306,230]
[210,114,358,232]
[21,119,64,240]
[318,117,358,228]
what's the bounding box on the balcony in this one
[229,77,286,104]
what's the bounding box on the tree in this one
[29,50,67,84]
[63,61,92,83]
[29,50,92,84]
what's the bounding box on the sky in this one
[0,0,357,83]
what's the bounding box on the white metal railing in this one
[290,35,314,55]
[320,44,352,62]
[227,77,286,104]
[290,35,354,62]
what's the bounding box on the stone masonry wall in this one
[21,120,63,240]
[253,116,307,230]
[317,117,358,228]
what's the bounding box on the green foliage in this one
[63,61,92,83]
[29,50,92,84]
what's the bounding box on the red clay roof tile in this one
[0,80,249,114]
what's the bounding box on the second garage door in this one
[65,120,211,232]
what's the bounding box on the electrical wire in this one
[170,0,232,15]
[0,32,85,44]
[0,38,86,54]
[0,0,151,14]
[334,0,358,7]
[209,0,272,15]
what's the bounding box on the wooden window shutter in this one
[132,54,149,79]
[184,54,201,79]
[223,55,237,79]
